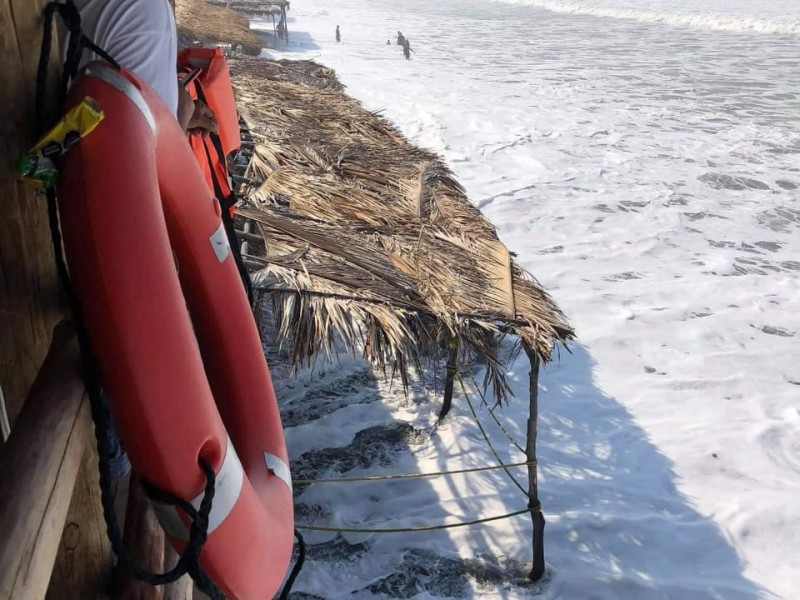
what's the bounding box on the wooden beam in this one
[239,219,253,256]
[524,345,546,581]
[0,325,91,600]
[115,475,165,600]
[0,0,65,427]
[47,441,115,599]
[233,228,263,246]
[162,544,192,600]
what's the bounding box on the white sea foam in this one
[494,0,800,36]
[256,0,800,597]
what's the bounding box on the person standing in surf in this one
[336,25,341,43]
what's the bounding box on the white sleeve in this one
[74,0,179,116]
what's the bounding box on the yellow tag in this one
[18,97,105,187]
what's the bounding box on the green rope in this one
[456,373,529,498]
[470,374,527,454]
[292,460,536,485]
[296,504,539,534]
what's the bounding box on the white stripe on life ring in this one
[84,64,156,133]
[153,437,244,541]
[264,452,292,494]
[209,222,230,263]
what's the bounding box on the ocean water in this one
[254,1,800,598]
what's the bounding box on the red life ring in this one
[56,62,293,599]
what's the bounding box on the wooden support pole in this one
[233,228,263,246]
[162,544,192,600]
[240,219,253,257]
[243,258,264,272]
[524,345,546,581]
[115,475,165,600]
[48,441,115,599]
[0,325,91,600]
[437,339,460,422]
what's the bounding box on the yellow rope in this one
[290,371,544,537]
[470,374,527,454]
[296,504,540,534]
[456,373,530,498]
[292,460,537,485]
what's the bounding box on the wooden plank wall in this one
[0,2,118,598]
[0,0,63,424]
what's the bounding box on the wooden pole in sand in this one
[438,339,460,422]
[524,344,546,581]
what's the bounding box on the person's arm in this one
[187,99,218,137]
[176,78,218,136]
[177,83,194,132]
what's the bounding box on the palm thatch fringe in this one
[230,56,574,402]
[207,0,290,18]
[175,0,263,55]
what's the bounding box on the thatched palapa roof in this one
[176,0,264,55]
[207,0,290,18]
[229,57,574,401]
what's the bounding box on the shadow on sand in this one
[265,311,769,599]
[484,343,771,599]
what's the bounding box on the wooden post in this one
[233,228,262,246]
[193,585,210,599]
[113,475,166,600]
[240,219,253,257]
[437,339,460,422]
[48,441,116,599]
[0,325,91,600]
[162,544,192,600]
[524,344,546,581]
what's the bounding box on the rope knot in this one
[58,1,82,34]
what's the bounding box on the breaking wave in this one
[493,0,800,37]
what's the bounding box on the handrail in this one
[0,326,91,600]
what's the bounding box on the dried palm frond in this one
[230,56,574,402]
[175,0,263,55]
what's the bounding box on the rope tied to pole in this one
[455,372,530,498]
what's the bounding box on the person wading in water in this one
[403,38,412,59]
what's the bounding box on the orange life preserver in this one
[179,47,240,216]
[179,47,240,155]
[56,62,293,600]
